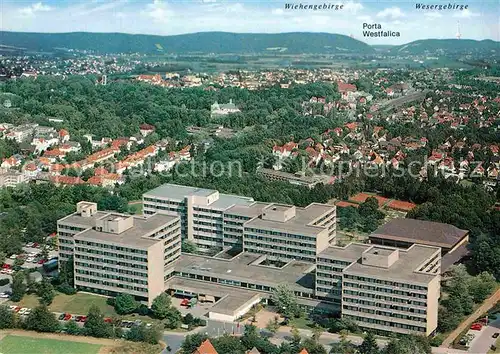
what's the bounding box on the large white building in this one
[143,184,336,260]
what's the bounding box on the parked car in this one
[26,242,34,247]
[471,323,483,331]
[37,259,47,265]
[9,254,16,259]
[58,313,65,320]
[104,317,112,323]
[13,307,21,313]
[493,333,500,339]
[33,243,39,248]
[26,257,35,263]
[80,316,87,323]
[63,313,72,321]
[75,315,82,322]
[0,293,9,298]
[8,306,16,311]
[23,308,31,316]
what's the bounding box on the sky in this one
[1,0,499,45]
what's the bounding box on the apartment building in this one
[143,184,336,260]
[341,244,441,336]
[0,168,26,187]
[58,201,181,305]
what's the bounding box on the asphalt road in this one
[468,317,500,354]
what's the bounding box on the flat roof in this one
[245,203,333,237]
[344,244,440,284]
[144,183,255,210]
[370,218,468,249]
[74,213,178,249]
[175,252,315,293]
[58,211,109,227]
[318,243,372,262]
[224,202,270,218]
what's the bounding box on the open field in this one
[8,292,116,316]
[0,334,102,354]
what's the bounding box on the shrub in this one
[0,278,9,286]
[183,313,194,325]
[137,304,150,316]
[56,283,76,295]
[106,297,116,306]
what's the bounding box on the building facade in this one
[58,201,181,305]
[143,184,336,259]
[57,184,446,336]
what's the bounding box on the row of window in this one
[244,241,316,256]
[74,240,147,255]
[75,254,147,270]
[75,262,147,277]
[245,228,316,242]
[75,269,148,285]
[344,274,427,291]
[343,315,426,333]
[343,297,426,315]
[245,234,315,249]
[344,289,426,307]
[317,258,352,266]
[75,276,147,293]
[342,305,426,323]
[343,282,427,299]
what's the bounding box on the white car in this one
[0,293,9,298]
[18,308,28,315]
[8,305,16,311]
[26,257,35,263]
[5,269,14,275]
[26,242,34,247]
[23,309,31,316]
[9,254,16,259]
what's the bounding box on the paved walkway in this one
[441,288,500,348]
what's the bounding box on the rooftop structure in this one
[369,218,469,255]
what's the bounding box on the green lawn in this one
[9,292,116,316]
[0,335,101,354]
[288,316,314,329]
[128,201,143,215]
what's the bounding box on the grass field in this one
[0,335,102,354]
[9,292,116,316]
[128,201,143,215]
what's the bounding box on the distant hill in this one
[0,31,375,55]
[389,39,499,55]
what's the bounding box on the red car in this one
[14,307,21,313]
[63,313,72,321]
[33,243,39,248]
[2,264,10,269]
[470,323,482,331]
[104,317,112,323]
[37,259,47,264]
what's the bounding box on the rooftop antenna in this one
[456,21,462,40]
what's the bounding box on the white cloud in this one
[202,0,217,2]
[453,9,480,18]
[19,2,52,17]
[376,7,405,20]
[357,15,372,22]
[424,12,443,18]
[272,8,284,15]
[142,0,174,23]
[75,0,128,16]
[343,1,363,14]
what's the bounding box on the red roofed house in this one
[50,175,84,187]
[337,81,357,100]
[139,124,155,137]
[59,129,70,143]
[192,339,218,354]
[1,156,21,169]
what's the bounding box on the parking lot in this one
[468,315,500,353]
